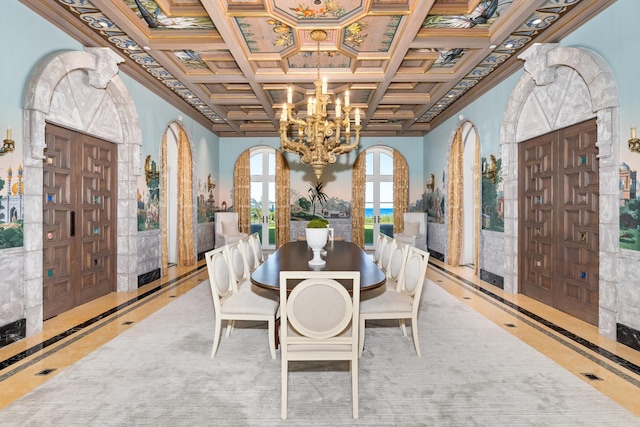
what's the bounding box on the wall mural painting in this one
[0,163,24,248]
[620,161,640,251]
[481,155,503,232]
[290,180,352,222]
[417,171,445,224]
[197,174,217,223]
[137,155,160,231]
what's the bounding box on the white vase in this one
[305,227,329,266]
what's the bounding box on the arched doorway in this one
[461,122,479,270]
[23,48,140,333]
[365,147,395,247]
[501,44,618,335]
[161,121,195,272]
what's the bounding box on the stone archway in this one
[22,47,141,334]
[500,44,619,338]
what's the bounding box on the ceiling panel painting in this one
[26,0,615,137]
[125,0,215,29]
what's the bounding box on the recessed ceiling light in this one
[531,18,542,25]
[489,44,497,49]
[504,42,514,49]
[143,46,151,51]
[313,0,323,4]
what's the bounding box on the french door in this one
[365,149,394,247]
[250,148,276,248]
[519,118,599,325]
[43,123,117,319]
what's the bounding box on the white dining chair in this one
[204,246,279,359]
[280,271,361,419]
[372,232,387,266]
[385,240,409,292]
[359,246,430,357]
[378,234,396,273]
[240,234,261,273]
[215,212,248,248]
[247,232,264,265]
[395,212,428,250]
[224,239,250,293]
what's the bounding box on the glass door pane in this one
[250,149,276,249]
[380,181,394,237]
[364,149,394,247]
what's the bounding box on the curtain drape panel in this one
[474,132,480,276]
[161,133,168,276]
[176,126,195,267]
[234,150,251,234]
[447,128,463,266]
[351,153,365,248]
[393,151,409,232]
[276,151,290,247]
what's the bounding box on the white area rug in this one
[2,280,638,426]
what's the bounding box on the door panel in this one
[518,119,598,325]
[556,121,599,324]
[79,135,116,303]
[520,134,555,305]
[43,124,116,320]
[43,126,76,319]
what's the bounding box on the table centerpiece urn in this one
[305,217,329,266]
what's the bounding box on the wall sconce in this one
[207,174,216,192]
[425,173,435,191]
[144,155,159,185]
[1,128,15,156]
[482,154,498,183]
[629,125,640,152]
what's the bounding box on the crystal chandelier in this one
[279,29,361,181]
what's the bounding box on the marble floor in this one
[0,257,639,417]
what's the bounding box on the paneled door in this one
[43,124,117,319]
[519,119,599,325]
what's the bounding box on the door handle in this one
[70,211,75,237]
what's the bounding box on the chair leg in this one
[281,358,288,419]
[225,319,235,337]
[211,318,222,358]
[411,317,421,357]
[399,319,407,336]
[358,317,366,357]
[268,318,276,359]
[352,358,359,418]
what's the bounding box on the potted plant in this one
[305,217,329,266]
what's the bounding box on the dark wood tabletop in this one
[250,241,386,292]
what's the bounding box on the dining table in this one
[250,240,386,292]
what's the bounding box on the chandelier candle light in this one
[279,29,361,181]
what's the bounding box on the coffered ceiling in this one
[22,0,614,138]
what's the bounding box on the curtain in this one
[176,125,195,267]
[276,151,290,247]
[351,152,366,248]
[393,151,409,232]
[161,133,168,276]
[234,150,251,234]
[474,132,481,276]
[447,128,463,266]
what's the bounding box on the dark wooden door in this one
[43,124,117,319]
[519,119,599,325]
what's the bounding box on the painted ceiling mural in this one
[26,0,613,137]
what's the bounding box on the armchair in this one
[395,212,427,250]
[215,212,248,248]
